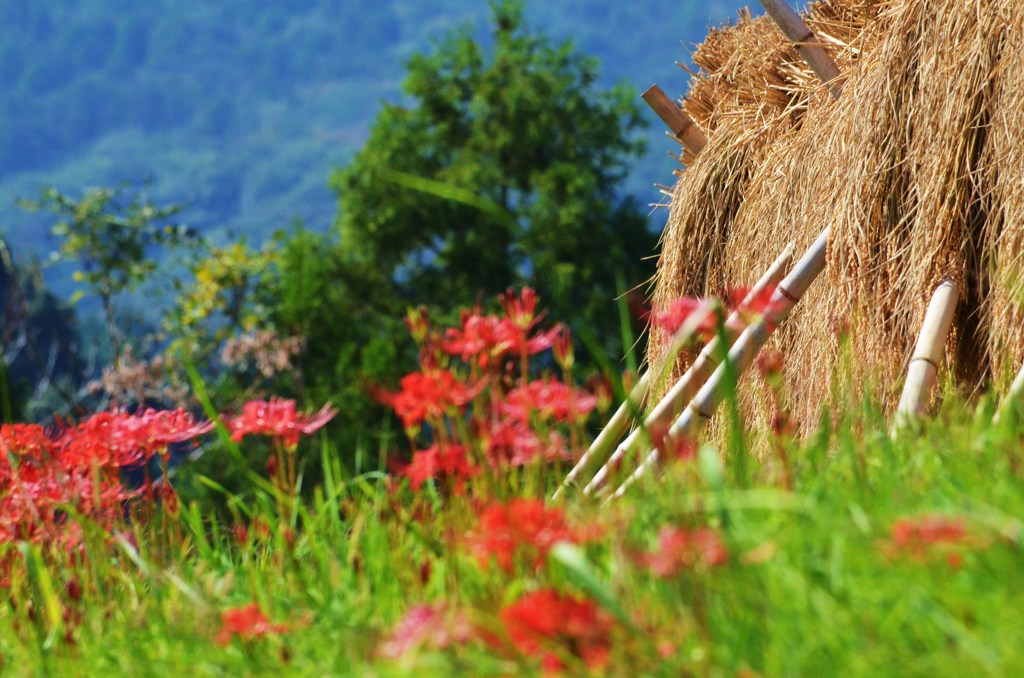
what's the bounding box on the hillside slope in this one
[0,1,745,258]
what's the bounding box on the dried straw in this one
[650,0,1022,436]
[614,229,830,498]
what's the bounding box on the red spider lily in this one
[552,328,574,370]
[215,603,289,645]
[500,589,613,673]
[500,287,541,330]
[647,421,697,464]
[440,313,561,368]
[403,444,479,491]
[374,371,483,429]
[60,409,213,469]
[226,398,336,447]
[500,380,597,424]
[0,424,53,457]
[650,297,718,340]
[378,603,476,659]
[483,421,569,466]
[882,515,976,569]
[891,515,968,547]
[727,284,780,330]
[0,471,133,546]
[466,499,600,572]
[644,526,729,577]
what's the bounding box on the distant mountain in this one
[0,0,749,277]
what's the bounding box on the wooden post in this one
[609,228,830,499]
[758,0,844,98]
[893,280,959,432]
[552,300,719,500]
[994,361,1024,424]
[642,84,707,157]
[582,242,795,495]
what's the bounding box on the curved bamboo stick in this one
[552,300,720,501]
[581,242,795,496]
[994,361,1024,424]
[642,84,708,157]
[609,228,830,499]
[758,0,844,98]
[892,280,959,432]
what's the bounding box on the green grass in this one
[2,384,1023,677]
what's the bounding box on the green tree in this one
[20,186,198,362]
[330,0,655,355]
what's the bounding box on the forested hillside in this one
[0,0,744,257]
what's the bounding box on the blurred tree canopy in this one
[331,0,656,353]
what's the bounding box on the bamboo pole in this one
[608,228,830,499]
[581,242,795,496]
[581,11,846,499]
[892,280,959,432]
[758,0,844,98]
[642,84,708,157]
[552,300,720,501]
[994,361,1024,424]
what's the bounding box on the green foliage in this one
[20,186,198,357]
[332,0,656,357]
[3,374,1024,674]
[0,0,740,269]
[0,240,82,419]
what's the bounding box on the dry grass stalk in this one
[642,84,707,156]
[758,0,844,97]
[583,243,795,496]
[615,229,830,499]
[893,280,959,432]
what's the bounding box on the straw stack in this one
[649,0,1023,436]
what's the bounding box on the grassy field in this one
[1,293,1022,677]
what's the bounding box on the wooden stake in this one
[893,280,959,432]
[609,229,830,499]
[994,360,1024,424]
[582,242,795,495]
[642,84,707,156]
[551,300,720,501]
[758,0,844,98]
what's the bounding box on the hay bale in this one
[650,0,1022,433]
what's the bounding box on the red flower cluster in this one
[375,370,482,430]
[379,288,599,491]
[644,526,729,577]
[0,397,333,552]
[438,288,563,369]
[216,603,289,645]
[650,297,715,337]
[402,444,479,491]
[0,409,216,548]
[501,380,596,424]
[466,499,599,572]
[887,515,973,567]
[500,589,613,673]
[226,398,336,447]
[483,420,569,466]
[378,603,476,659]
